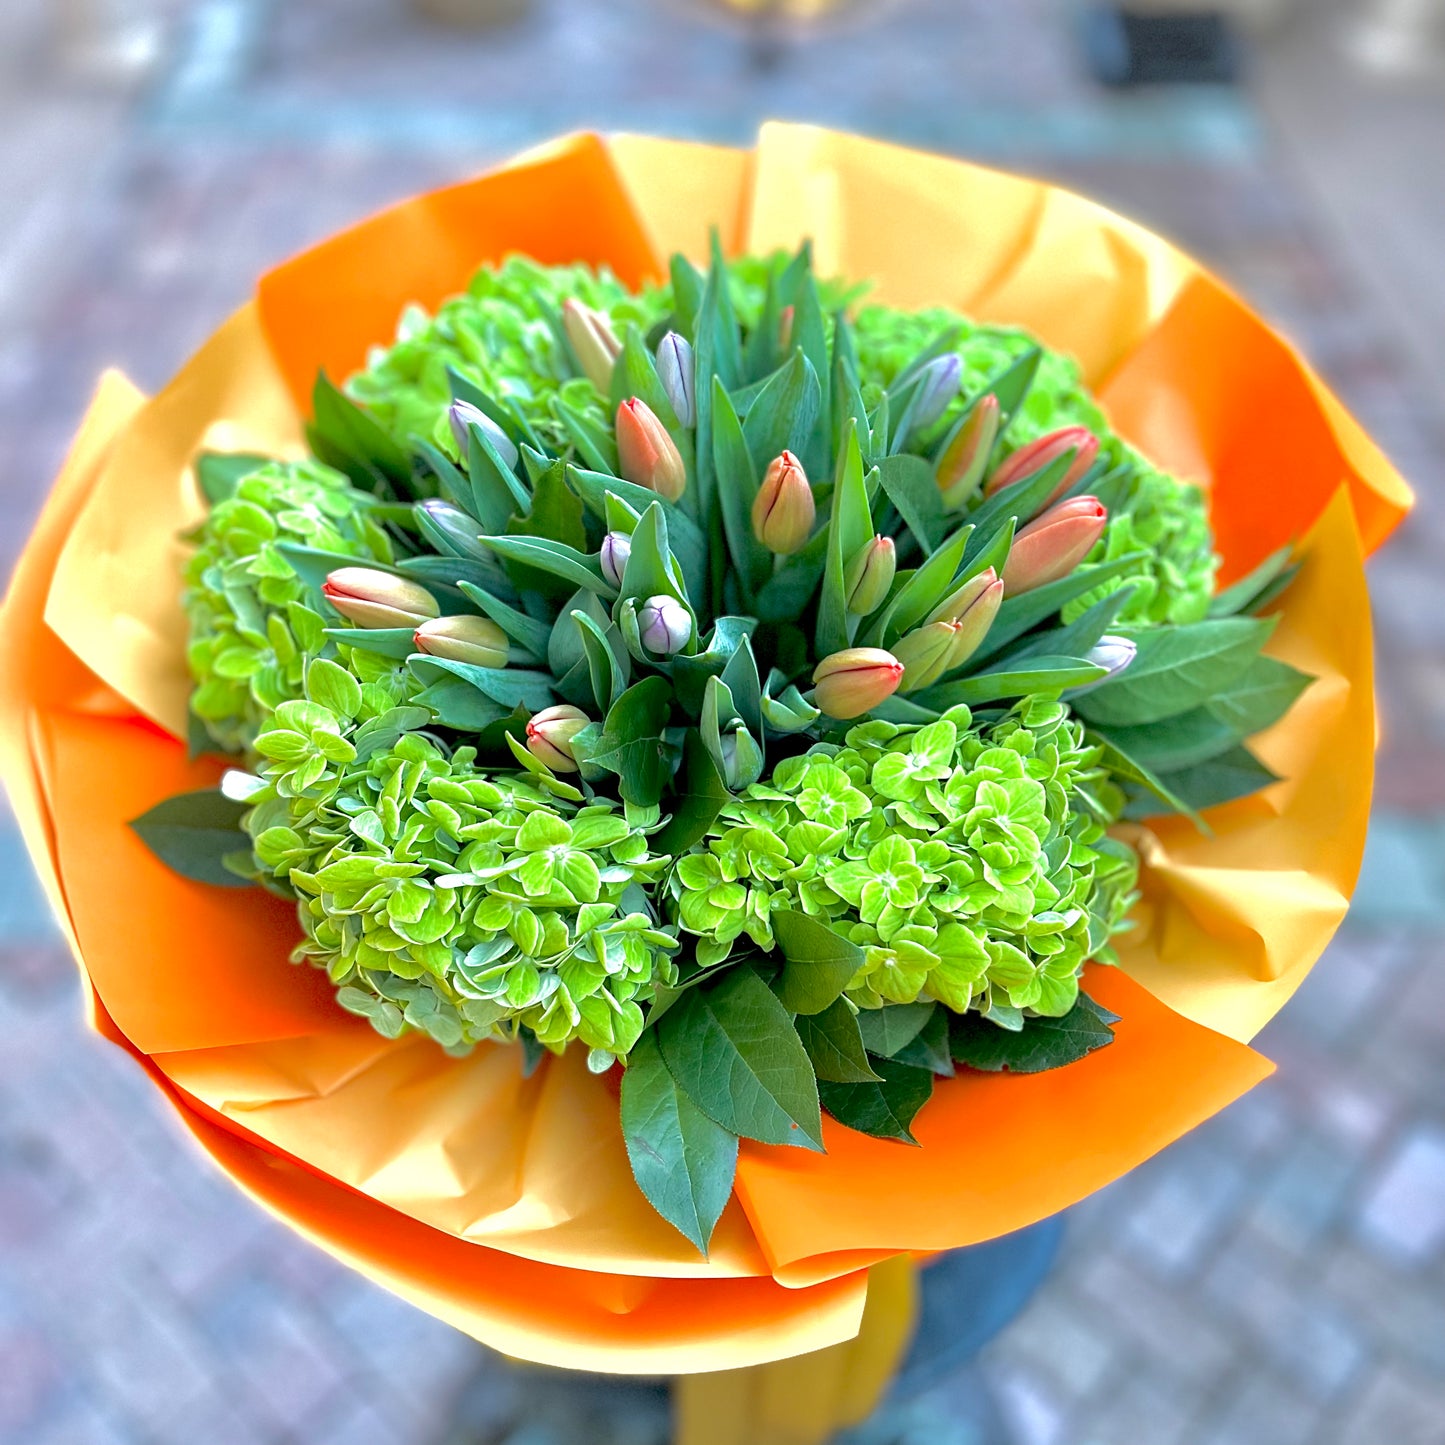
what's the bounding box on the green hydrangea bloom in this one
[244,720,679,1061]
[183,459,393,752]
[850,304,1216,627]
[670,700,1138,1025]
[347,256,672,456]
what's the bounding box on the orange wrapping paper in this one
[0,126,1412,1430]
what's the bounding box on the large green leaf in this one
[857,1001,937,1057]
[307,373,414,497]
[657,968,824,1149]
[1209,544,1298,618]
[621,1031,739,1255]
[568,467,708,603]
[129,790,252,889]
[195,451,269,506]
[1097,707,1240,774]
[771,909,865,1016]
[1207,654,1313,736]
[711,379,771,600]
[743,349,822,474]
[794,998,880,1083]
[876,453,946,552]
[815,422,873,656]
[654,731,730,855]
[587,675,674,807]
[478,535,614,598]
[949,993,1117,1073]
[455,581,552,660]
[919,655,1106,709]
[1143,745,1280,815]
[1073,617,1275,728]
[408,657,557,711]
[818,1057,934,1144]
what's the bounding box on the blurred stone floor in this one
[2,1,1445,1442]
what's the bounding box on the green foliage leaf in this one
[621,1030,739,1255]
[1207,654,1313,737]
[818,1057,934,1144]
[654,731,730,855]
[794,998,880,1083]
[455,580,552,660]
[771,909,865,1015]
[195,452,269,506]
[1073,617,1275,728]
[1209,544,1298,617]
[307,373,414,497]
[857,1001,937,1058]
[478,534,614,598]
[877,452,946,551]
[949,992,1117,1073]
[711,380,771,600]
[891,1005,954,1076]
[815,421,872,656]
[1140,745,1281,815]
[588,675,673,807]
[656,968,823,1149]
[408,656,556,711]
[742,348,822,474]
[920,655,1107,709]
[129,789,252,889]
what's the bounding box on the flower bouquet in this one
[0,128,1411,1442]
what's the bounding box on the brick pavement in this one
[1,1,1443,1441]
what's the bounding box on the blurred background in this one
[2,1,1444,1442]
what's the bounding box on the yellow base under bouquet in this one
[0,127,1411,1443]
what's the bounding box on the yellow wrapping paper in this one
[0,126,1414,1443]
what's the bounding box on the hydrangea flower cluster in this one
[671,700,1138,1025]
[243,689,677,1061]
[184,459,393,752]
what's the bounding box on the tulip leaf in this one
[567,467,708,603]
[324,626,417,661]
[719,634,764,738]
[554,398,618,475]
[818,1057,934,1144]
[1002,584,1138,666]
[445,366,546,455]
[195,451,269,506]
[611,324,680,427]
[409,678,512,732]
[1072,616,1275,728]
[455,580,554,660]
[754,528,830,625]
[919,655,1107,709]
[413,440,473,511]
[129,789,253,890]
[466,421,528,534]
[588,675,674,807]
[985,345,1043,433]
[742,348,822,475]
[857,1001,937,1058]
[654,730,731,855]
[970,552,1150,664]
[711,379,772,600]
[509,458,586,550]
[794,998,880,1084]
[672,615,758,716]
[877,453,946,552]
[949,993,1117,1074]
[572,607,629,712]
[866,524,971,647]
[962,450,1075,542]
[1209,543,1299,618]
[621,1030,739,1256]
[619,502,689,607]
[307,373,415,498]
[477,535,615,599]
[815,421,872,657]
[408,657,557,711]
[771,909,865,1016]
[656,966,823,1150]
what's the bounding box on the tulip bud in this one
[638,594,692,656]
[1001,496,1108,596]
[924,567,1004,669]
[937,394,1000,509]
[778,304,795,352]
[562,298,622,392]
[1081,635,1138,689]
[322,567,440,630]
[413,615,509,669]
[910,354,963,436]
[844,536,897,616]
[751,450,816,556]
[526,704,590,773]
[983,425,1100,507]
[655,331,696,428]
[616,398,687,503]
[599,530,631,588]
[417,499,489,561]
[892,621,964,693]
[811,648,905,720]
[447,399,518,470]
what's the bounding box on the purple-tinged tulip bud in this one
[892,620,964,693]
[1083,636,1137,686]
[937,394,1000,509]
[910,354,963,435]
[925,567,1004,669]
[617,398,687,503]
[778,304,795,352]
[412,615,508,669]
[655,331,696,428]
[812,648,905,720]
[1001,496,1108,596]
[322,567,440,630]
[984,425,1100,507]
[599,530,632,588]
[417,499,489,560]
[751,450,816,556]
[844,536,896,616]
[526,704,590,772]
[562,298,622,392]
[638,594,692,656]
[447,399,518,469]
